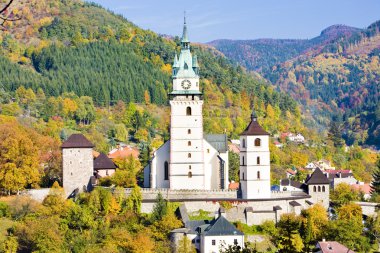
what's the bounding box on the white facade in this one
[201,235,244,253]
[144,20,229,190]
[239,115,271,199]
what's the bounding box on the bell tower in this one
[240,111,271,199]
[169,16,205,190]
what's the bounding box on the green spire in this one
[173,53,179,67]
[181,13,189,44]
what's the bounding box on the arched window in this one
[184,63,188,69]
[188,153,191,158]
[322,186,325,192]
[313,186,316,192]
[242,172,245,180]
[242,139,246,148]
[242,156,245,165]
[164,161,169,180]
[254,138,261,147]
[257,171,260,179]
[188,141,191,146]
[186,107,192,116]
[318,186,321,192]
[188,129,191,134]
[188,171,192,178]
[189,165,191,170]
[257,156,260,165]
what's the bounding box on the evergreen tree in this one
[151,192,167,222]
[328,121,344,148]
[371,156,380,195]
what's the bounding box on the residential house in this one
[94,153,117,178]
[108,144,139,160]
[324,169,357,189]
[316,240,355,253]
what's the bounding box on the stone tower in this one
[305,168,330,209]
[239,111,271,199]
[169,17,204,189]
[61,134,94,197]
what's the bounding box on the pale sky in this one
[90,0,380,42]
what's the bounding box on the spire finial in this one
[251,109,257,121]
[184,11,186,25]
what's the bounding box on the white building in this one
[239,112,271,199]
[143,19,229,190]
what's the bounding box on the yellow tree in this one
[0,123,41,194]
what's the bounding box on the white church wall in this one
[153,141,170,189]
[170,140,203,152]
[203,141,219,190]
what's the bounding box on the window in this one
[192,95,194,100]
[257,171,260,179]
[188,153,191,158]
[254,138,261,147]
[322,186,325,192]
[186,106,192,116]
[242,138,246,148]
[188,171,192,178]
[188,141,191,146]
[212,240,216,246]
[106,170,109,176]
[242,156,245,165]
[313,186,316,192]
[257,156,260,165]
[184,63,188,69]
[234,239,238,245]
[283,187,287,191]
[318,186,321,192]
[242,172,245,180]
[188,129,191,134]
[164,161,169,180]
[207,149,210,153]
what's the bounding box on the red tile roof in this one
[317,241,355,253]
[228,182,240,190]
[351,184,371,194]
[108,146,139,159]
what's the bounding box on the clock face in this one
[181,80,192,90]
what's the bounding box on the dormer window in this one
[184,63,188,70]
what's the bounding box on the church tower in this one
[240,111,271,199]
[169,17,205,189]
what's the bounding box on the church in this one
[143,18,230,191]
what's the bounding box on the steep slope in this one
[211,22,380,147]
[0,0,301,136]
[209,25,361,72]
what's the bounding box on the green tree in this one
[126,185,142,214]
[228,151,240,182]
[370,156,380,195]
[151,192,168,222]
[177,236,196,253]
[328,121,344,148]
[276,213,304,253]
[330,183,359,207]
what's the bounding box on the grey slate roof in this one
[61,134,94,148]
[205,134,228,153]
[202,215,244,236]
[280,178,303,188]
[289,201,301,207]
[305,168,330,185]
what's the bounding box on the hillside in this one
[210,22,380,147]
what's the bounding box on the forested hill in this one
[0,0,299,121]
[210,22,380,147]
[208,25,361,72]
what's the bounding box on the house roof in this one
[203,215,244,236]
[94,153,117,170]
[240,117,269,136]
[305,168,330,185]
[108,145,139,159]
[351,184,371,194]
[61,134,94,148]
[205,134,228,152]
[228,182,239,190]
[228,143,240,153]
[316,241,355,253]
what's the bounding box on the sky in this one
[90,0,380,43]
